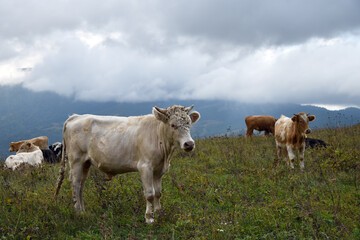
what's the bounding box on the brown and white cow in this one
[55,105,200,224]
[245,115,277,140]
[274,113,315,170]
[9,136,49,152]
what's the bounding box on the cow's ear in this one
[153,107,168,123]
[291,115,298,122]
[308,115,316,122]
[189,111,200,124]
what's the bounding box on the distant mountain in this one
[1,85,360,157]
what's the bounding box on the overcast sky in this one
[1,0,360,109]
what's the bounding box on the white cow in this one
[55,105,200,223]
[5,142,44,170]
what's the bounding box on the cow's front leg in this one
[153,175,162,213]
[139,166,155,224]
[286,146,295,169]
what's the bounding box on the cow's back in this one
[32,136,48,150]
[246,115,276,130]
[5,150,43,170]
[63,114,158,174]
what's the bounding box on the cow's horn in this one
[185,105,194,113]
[154,106,168,115]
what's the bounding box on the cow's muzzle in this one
[306,128,311,134]
[183,141,195,152]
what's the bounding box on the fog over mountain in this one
[1,86,359,157]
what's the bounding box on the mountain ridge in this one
[1,85,359,157]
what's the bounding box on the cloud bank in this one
[1,0,360,107]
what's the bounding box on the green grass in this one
[1,124,359,239]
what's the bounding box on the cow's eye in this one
[171,124,178,129]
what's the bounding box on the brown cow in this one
[274,113,315,170]
[245,115,277,140]
[9,136,49,152]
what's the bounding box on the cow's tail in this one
[55,123,68,197]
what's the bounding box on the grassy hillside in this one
[0,124,359,239]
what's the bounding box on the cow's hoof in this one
[146,218,155,224]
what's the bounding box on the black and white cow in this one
[42,142,63,163]
[305,138,328,149]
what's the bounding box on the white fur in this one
[5,150,44,170]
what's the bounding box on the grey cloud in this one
[2,0,360,47]
[21,34,360,105]
[1,0,360,107]
[161,0,360,47]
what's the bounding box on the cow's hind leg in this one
[69,157,90,213]
[79,160,91,210]
[275,142,285,166]
[299,144,305,170]
[139,165,155,224]
[275,144,281,166]
[265,130,270,137]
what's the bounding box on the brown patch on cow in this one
[9,136,48,152]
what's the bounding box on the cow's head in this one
[17,141,40,153]
[9,143,15,152]
[291,112,316,134]
[9,142,21,152]
[153,105,200,152]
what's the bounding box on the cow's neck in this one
[157,121,175,163]
[290,122,305,146]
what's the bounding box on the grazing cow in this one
[274,113,316,170]
[55,105,200,224]
[5,142,44,170]
[305,138,328,149]
[245,115,277,140]
[9,136,49,152]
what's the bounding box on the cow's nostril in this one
[184,141,194,151]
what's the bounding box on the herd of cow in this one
[2,105,328,224]
[5,136,63,170]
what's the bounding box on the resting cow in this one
[49,142,63,159]
[275,113,315,170]
[305,138,328,149]
[9,136,49,152]
[245,115,277,140]
[5,142,44,170]
[41,142,63,163]
[55,105,200,224]
[17,140,62,163]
